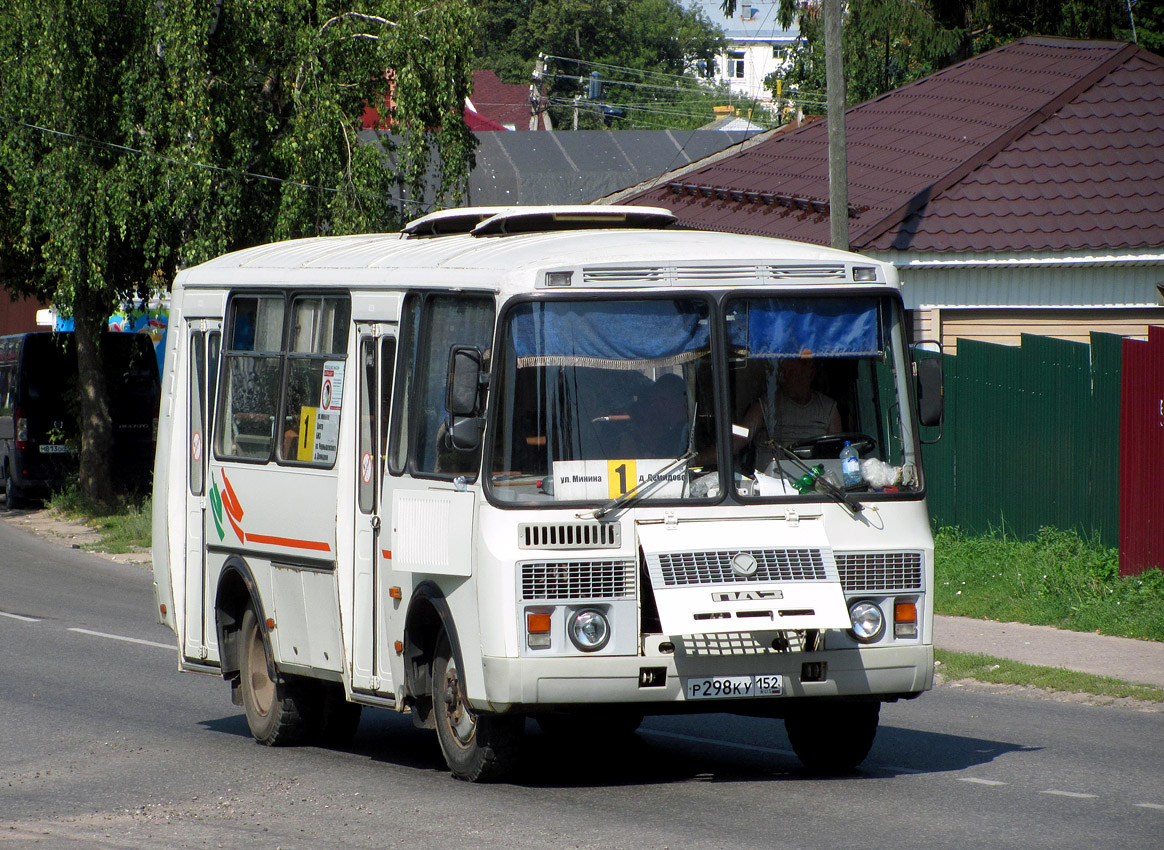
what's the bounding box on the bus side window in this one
[391,294,494,479]
[215,295,284,462]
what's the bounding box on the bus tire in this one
[432,632,522,782]
[239,607,310,746]
[784,701,880,774]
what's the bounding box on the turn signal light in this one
[894,599,918,638]
[527,611,552,648]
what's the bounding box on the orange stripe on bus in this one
[246,533,332,552]
[381,550,392,560]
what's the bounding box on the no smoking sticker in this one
[361,451,373,485]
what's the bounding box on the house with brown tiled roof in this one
[601,37,1164,351]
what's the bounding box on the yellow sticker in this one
[607,459,635,498]
[298,406,317,459]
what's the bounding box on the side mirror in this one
[914,347,944,430]
[445,346,486,451]
[446,346,483,418]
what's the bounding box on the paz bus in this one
[151,205,942,781]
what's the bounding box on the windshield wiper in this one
[584,449,696,520]
[765,441,864,515]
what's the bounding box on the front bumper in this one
[476,641,933,712]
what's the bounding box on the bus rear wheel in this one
[239,607,310,746]
[433,632,522,782]
[784,701,880,774]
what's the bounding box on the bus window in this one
[280,296,350,465]
[215,295,284,461]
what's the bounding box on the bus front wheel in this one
[433,632,522,782]
[784,701,880,774]
[239,607,310,746]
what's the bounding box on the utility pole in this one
[824,0,849,251]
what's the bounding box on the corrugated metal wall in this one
[921,332,1123,548]
[1119,326,1164,575]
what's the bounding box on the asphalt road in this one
[2,517,1162,850]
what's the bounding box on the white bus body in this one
[152,206,939,781]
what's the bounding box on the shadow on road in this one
[196,708,1037,788]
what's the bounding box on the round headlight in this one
[568,608,611,652]
[848,600,885,643]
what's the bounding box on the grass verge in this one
[45,483,151,554]
[936,649,1164,704]
[934,526,1164,643]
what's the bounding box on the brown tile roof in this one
[609,37,1164,254]
[470,70,534,131]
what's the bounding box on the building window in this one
[730,51,745,79]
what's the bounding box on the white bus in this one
[152,205,943,781]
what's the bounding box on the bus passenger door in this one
[184,321,220,662]
[352,329,396,694]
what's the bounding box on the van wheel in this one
[4,466,23,510]
[784,701,880,774]
[239,607,310,746]
[433,632,522,782]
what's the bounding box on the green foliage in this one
[935,527,1164,642]
[472,0,730,130]
[47,483,152,553]
[0,1,476,502]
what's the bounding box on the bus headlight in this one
[848,601,885,643]
[568,608,610,652]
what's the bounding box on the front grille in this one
[656,548,828,587]
[518,522,621,550]
[677,631,811,656]
[835,551,923,592]
[520,560,636,601]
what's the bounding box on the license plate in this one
[685,674,783,699]
[39,444,73,454]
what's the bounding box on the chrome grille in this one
[518,522,621,550]
[657,548,827,586]
[520,560,636,601]
[835,551,923,592]
[677,631,810,656]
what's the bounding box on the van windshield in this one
[487,294,920,506]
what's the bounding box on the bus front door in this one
[352,329,397,695]
[184,321,220,663]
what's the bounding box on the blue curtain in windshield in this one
[511,300,709,368]
[729,297,881,358]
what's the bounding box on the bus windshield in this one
[489,297,718,504]
[488,293,919,506]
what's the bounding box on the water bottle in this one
[840,440,861,487]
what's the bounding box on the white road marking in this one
[1134,803,1164,811]
[68,627,173,650]
[1042,790,1098,799]
[0,610,41,622]
[959,777,1008,786]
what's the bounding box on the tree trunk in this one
[73,291,115,505]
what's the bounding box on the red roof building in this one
[605,37,1164,351]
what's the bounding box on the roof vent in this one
[402,205,676,238]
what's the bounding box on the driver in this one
[740,357,841,468]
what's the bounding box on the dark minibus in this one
[0,332,161,508]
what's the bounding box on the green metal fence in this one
[919,332,1122,547]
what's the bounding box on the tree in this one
[473,0,729,130]
[0,0,476,504]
